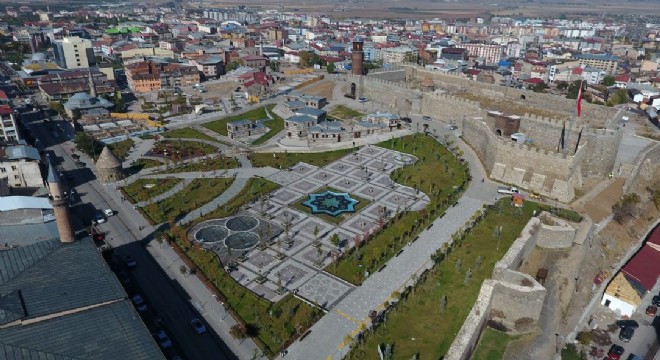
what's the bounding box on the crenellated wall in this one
[346,74,422,114]
[462,116,586,202]
[420,92,482,122]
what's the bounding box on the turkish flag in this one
[576,81,583,117]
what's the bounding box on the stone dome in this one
[96,146,124,183]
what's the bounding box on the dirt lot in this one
[300,80,335,100]
[572,178,625,224]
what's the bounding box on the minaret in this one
[46,159,75,243]
[87,68,97,98]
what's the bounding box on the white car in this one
[103,209,114,217]
[154,330,172,349]
[94,213,106,224]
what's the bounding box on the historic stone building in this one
[96,146,124,183]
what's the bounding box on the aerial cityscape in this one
[0,1,659,360]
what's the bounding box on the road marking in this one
[335,309,360,324]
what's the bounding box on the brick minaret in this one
[46,159,75,243]
[351,40,364,76]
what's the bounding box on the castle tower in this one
[96,146,124,183]
[46,160,75,243]
[87,68,97,98]
[351,39,364,76]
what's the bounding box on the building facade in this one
[0,105,19,142]
[53,36,96,69]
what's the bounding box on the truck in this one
[497,186,520,195]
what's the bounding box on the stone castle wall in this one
[404,65,620,122]
[420,92,483,122]
[446,218,547,360]
[462,116,586,202]
[535,214,577,249]
[622,142,660,194]
[346,74,422,114]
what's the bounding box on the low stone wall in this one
[445,218,547,360]
[535,213,577,249]
[622,142,660,194]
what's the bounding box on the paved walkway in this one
[135,178,193,207]
[176,176,249,225]
[285,129,500,360]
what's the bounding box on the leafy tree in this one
[299,51,321,68]
[330,233,341,248]
[556,81,569,90]
[326,62,335,73]
[566,80,584,99]
[606,88,629,106]
[602,75,615,87]
[225,60,241,72]
[269,60,280,72]
[230,324,247,339]
[612,193,640,224]
[74,132,103,158]
[532,81,548,93]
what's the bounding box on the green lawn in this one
[129,158,163,171]
[156,155,239,174]
[290,187,371,225]
[328,105,364,120]
[345,199,541,360]
[251,148,354,169]
[203,106,270,136]
[169,177,313,357]
[193,177,281,226]
[471,327,519,360]
[107,138,135,160]
[561,344,587,360]
[140,178,234,224]
[252,105,284,145]
[327,134,468,284]
[161,127,217,142]
[120,178,182,203]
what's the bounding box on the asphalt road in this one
[23,110,236,360]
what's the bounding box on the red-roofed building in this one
[0,89,8,105]
[602,225,660,316]
[614,74,631,89]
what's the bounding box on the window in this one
[14,175,20,180]
[11,165,16,171]
[0,168,5,173]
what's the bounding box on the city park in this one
[106,114,575,358]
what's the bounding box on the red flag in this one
[576,80,583,117]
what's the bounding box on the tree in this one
[225,60,241,73]
[566,80,584,99]
[455,258,462,272]
[269,60,280,72]
[326,62,335,74]
[612,193,641,224]
[230,324,247,340]
[73,132,103,158]
[556,81,569,91]
[113,91,125,112]
[532,81,548,93]
[602,75,615,87]
[464,268,472,285]
[606,88,629,106]
[179,265,188,277]
[440,295,448,313]
[330,233,341,248]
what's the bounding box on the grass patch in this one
[155,155,239,174]
[252,105,284,145]
[153,140,219,159]
[328,105,364,120]
[129,158,163,171]
[141,178,234,224]
[471,327,519,360]
[107,138,135,161]
[203,106,270,136]
[289,187,371,225]
[561,344,587,360]
[169,232,320,357]
[193,177,281,226]
[327,134,468,284]
[345,199,540,360]
[169,177,316,357]
[120,178,182,203]
[251,148,354,169]
[161,127,217,142]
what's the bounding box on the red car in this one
[607,344,624,360]
[646,304,658,316]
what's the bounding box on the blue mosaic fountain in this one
[303,190,359,217]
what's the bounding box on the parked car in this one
[422,115,431,121]
[190,318,206,334]
[608,344,625,360]
[103,209,114,217]
[646,304,658,316]
[94,212,106,224]
[449,125,459,130]
[652,295,660,306]
[616,319,639,329]
[358,97,368,103]
[154,330,172,349]
[125,256,137,269]
[619,326,635,342]
[132,295,148,312]
[400,117,412,123]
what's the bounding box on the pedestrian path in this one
[135,178,194,207]
[176,177,248,226]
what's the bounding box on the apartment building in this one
[572,53,619,74]
[0,105,19,142]
[125,59,200,93]
[53,36,96,69]
[0,145,42,188]
[380,46,419,64]
[457,43,503,65]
